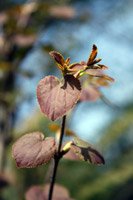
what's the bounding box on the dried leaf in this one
[12,132,56,168]
[87,44,98,65]
[37,75,81,121]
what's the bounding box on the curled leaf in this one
[87,44,98,65]
[12,132,56,168]
[49,51,65,68]
[72,137,105,165]
[37,75,81,121]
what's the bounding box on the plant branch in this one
[48,115,66,200]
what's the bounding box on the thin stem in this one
[48,115,66,200]
[57,115,66,154]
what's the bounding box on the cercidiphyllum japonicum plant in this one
[12,44,114,200]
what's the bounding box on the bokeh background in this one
[0,0,133,199]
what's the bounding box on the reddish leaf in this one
[87,44,98,65]
[25,186,45,200]
[80,86,100,102]
[86,69,103,77]
[97,64,108,70]
[37,75,81,121]
[25,184,74,200]
[49,51,65,67]
[12,132,56,168]
[93,77,110,87]
[72,137,105,165]
[103,75,115,82]
[68,62,86,72]
[71,144,105,165]
[63,146,80,161]
[44,184,70,199]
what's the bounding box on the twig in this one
[48,115,66,200]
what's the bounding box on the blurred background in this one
[0,0,133,199]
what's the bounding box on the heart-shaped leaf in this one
[37,75,81,121]
[12,132,56,168]
[25,184,74,200]
[25,186,45,200]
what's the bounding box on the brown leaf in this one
[12,132,56,168]
[87,44,98,65]
[49,51,65,68]
[80,86,100,102]
[37,75,81,121]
